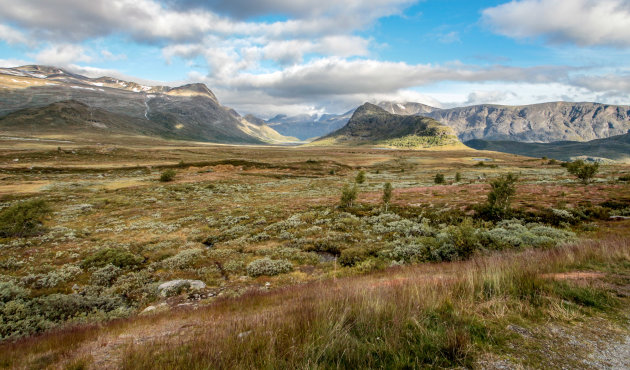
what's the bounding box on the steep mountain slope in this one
[465,133,630,163]
[313,103,461,148]
[0,65,294,144]
[425,102,630,143]
[0,100,165,137]
[266,110,354,140]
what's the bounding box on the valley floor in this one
[0,140,629,368]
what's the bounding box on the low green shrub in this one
[90,264,122,287]
[159,169,176,182]
[0,199,51,237]
[246,258,293,277]
[82,248,144,269]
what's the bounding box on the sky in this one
[1,0,629,117]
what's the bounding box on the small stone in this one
[142,305,156,313]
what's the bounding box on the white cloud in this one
[0,0,412,42]
[0,24,31,45]
[34,44,92,66]
[483,0,630,48]
[570,73,630,93]
[0,58,32,68]
[217,58,571,98]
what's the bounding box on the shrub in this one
[159,169,177,182]
[434,173,446,184]
[480,220,574,250]
[0,281,30,303]
[338,248,368,267]
[82,248,144,269]
[355,170,366,184]
[246,258,293,277]
[0,199,51,237]
[90,264,122,287]
[566,160,599,184]
[618,174,630,182]
[339,183,358,209]
[441,218,480,260]
[160,248,204,269]
[476,173,518,220]
[382,182,393,211]
[455,172,462,182]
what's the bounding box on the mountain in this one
[264,101,630,144]
[465,133,630,163]
[423,102,630,143]
[376,101,438,115]
[0,65,296,144]
[312,103,461,148]
[265,110,354,140]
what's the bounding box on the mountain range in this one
[268,101,630,144]
[0,65,296,144]
[1,65,629,161]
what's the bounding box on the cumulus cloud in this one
[184,57,583,115]
[216,58,572,98]
[570,73,630,94]
[169,0,413,19]
[0,58,32,68]
[0,0,412,42]
[483,0,630,48]
[34,44,93,66]
[0,24,31,45]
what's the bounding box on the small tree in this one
[355,170,366,184]
[455,172,462,182]
[382,182,393,212]
[434,173,445,184]
[160,169,176,182]
[477,173,518,220]
[566,160,599,184]
[340,183,358,209]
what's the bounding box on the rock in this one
[507,324,531,337]
[157,279,206,296]
[142,305,156,313]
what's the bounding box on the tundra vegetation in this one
[0,142,628,368]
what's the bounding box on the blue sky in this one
[1,0,629,117]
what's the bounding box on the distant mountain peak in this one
[166,83,218,102]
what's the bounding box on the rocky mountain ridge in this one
[0,65,295,144]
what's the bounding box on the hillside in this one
[313,103,461,148]
[465,132,630,163]
[0,65,295,144]
[425,102,630,143]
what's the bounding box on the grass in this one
[7,228,613,368]
[0,142,628,367]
